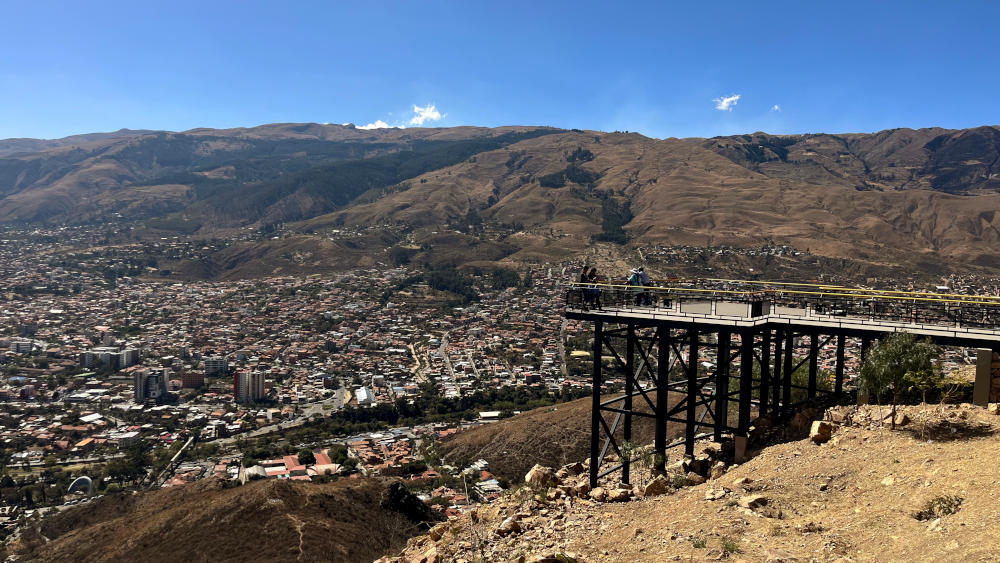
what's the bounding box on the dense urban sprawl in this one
[1,225,997,531]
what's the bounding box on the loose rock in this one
[686,472,707,485]
[810,420,836,444]
[705,488,727,501]
[739,494,769,509]
[496,517,522,537]
[412,545,441,563]
[710,461,728,479]
[643,475,672,497]
[588,487,607,502]
[525,464,559,488]
[607,488,632,502]
[732,476,752,487]
[764,549,798,562]
[527,553,580,563]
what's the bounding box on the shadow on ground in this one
[901,419,996,442]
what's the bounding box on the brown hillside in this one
[5,123,1000,274]
[399,403,1000,562]
[7,477,437,563]
[0,123,546,223]
[323,127,1000,272]
[439,392,695,483]
[154,233,403,280]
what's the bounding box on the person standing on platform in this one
[638,266,652,305]
[627,267,643,306]
[579,267,593,309]
[587,267,603,309]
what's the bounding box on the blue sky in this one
[1,0,998,140]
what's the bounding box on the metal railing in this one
[566,280,1000,330]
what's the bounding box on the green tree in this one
[904,368,939,404]
[298,449,316,465]
[858,332,939,429]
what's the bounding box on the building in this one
[355,387,374,406]
[204,356,229,376]
[80,346,121,371]
[135,368,168,403]
[181,372,205,389]
[108,430,140,448]
[234,370,266,403]
[19,385,36,400]
[11,340,33,354]
[119,348,140,369]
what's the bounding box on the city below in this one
[2,222,999,537]
[0,223,592,528]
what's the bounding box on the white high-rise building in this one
[119,348,140,368]
[234,371,265,403]
[81,346,121,371]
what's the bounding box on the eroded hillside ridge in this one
[3,123,1000,271]
[0,123,555,225]
[6,477,440,563]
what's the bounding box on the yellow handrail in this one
[690,277,1000,301]
[568,281,1000,307]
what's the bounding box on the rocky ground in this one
[387,403,1000,562]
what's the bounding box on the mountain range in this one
[3,122,1000,274]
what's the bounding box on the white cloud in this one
[350,104,445,130]
[357,120,392,130]
[770,104,781,112]
[409,104,444,125]
[713,94,741,112]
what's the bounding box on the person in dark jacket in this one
[586,267,602,309]
[579,268,592,309]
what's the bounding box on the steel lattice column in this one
[759,329,771,415]
[654,328,670,474]
[782,330,793,417]
[714,331,731,442]
[622,325,635,484]
[685,328,698,457]
[808,331,820,399]
[834,334,846,397]
[735,330,754,462]
[772,328,783,415]
[589,321,603,488]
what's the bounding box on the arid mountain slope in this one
[6,478,437,563]
[3,123,1000,273]
[0,123,555,224]
[0,129,159,158]
[322,127,1000,269]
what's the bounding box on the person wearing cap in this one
[627,267,643,306]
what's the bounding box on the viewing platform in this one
[562,279,1000,488]
[564,279,1000,348]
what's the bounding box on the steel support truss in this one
[588,322,847,488]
